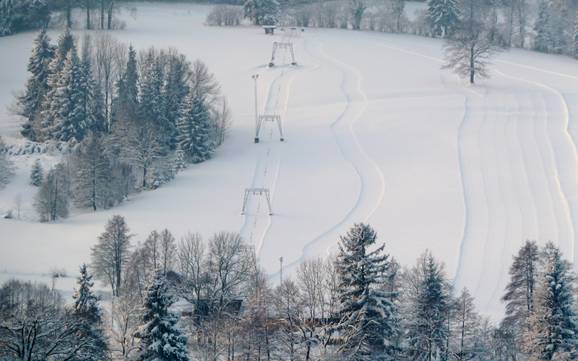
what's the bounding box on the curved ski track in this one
[283,35,387,271]
[334,37,578,299]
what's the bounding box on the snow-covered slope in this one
[1,3,578,319]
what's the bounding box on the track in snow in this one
[329,36,578,310]
[283,35,387,271]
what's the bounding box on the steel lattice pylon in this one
[255,114,284,143]
[241,188,273,216]
[269,41,297,67]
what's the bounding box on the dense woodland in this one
[4,0,578,62]
[8,29,230,221]
[0,220,576,361]
[237,0,578,62]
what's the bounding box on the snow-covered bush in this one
[30,159,43,186]
[0,136,14,188]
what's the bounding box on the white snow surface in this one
[1,3,578,319]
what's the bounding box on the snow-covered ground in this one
[1,2,578,319]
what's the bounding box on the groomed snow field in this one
[1,3,578,319]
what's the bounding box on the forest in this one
[1,220,576,361]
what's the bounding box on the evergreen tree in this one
[113,45,139,129]
[72,133,117,211]
[50,48,87,142]
[70,264,111,361]
[30,159,44,186]
[34,163,69,222]
[524,243,578,361]
[404,251,451,361]
[334,223,398,361]
[574,11,578,58]
[189,95,213,163]
[174,146,186,173]
[164,52,190,149]
[0,0,50,36]
[137,273,190,361]
[79,36,106,134]
[534,1,552,52]
[0,0,13,36]
[18,28,54,140]
[0,136,13,188]
[139,50,166,125]
[501,240,539,346]
[244,0,279,25]
[548,0,573,55]
[39,28,75,139]
[427,0,460,38]
[177,92,214,164]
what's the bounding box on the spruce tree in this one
[405,251,451,361]
[534,1,551,52]
[244,0,279,25]
[137,273,190,361]
[176,95,193,161]
[30,159,43,186]
[0,136,13,188]
[574,11,578,58]
[70,264,111,361]
[18,28,54,140]
[113,45,139,128]
[139,51,166,126]
[524,243,578,361]
[427,0,460,38]
[72,134,116,211]
[174,146,186,173]
[164,52,190,149]
[0,0,14,36]
[547,0,573,55]
[50,48,86,142]
[177,92,214,163]
[334,223,398,361]
[39,28,75,138]
[79,36,106,134]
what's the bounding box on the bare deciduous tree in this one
[443,0,495,84]
[91,214,132,296]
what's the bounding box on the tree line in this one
[15,29,230,221]
[238,0,578,82]
[3,218,575,360]
[0,0,122,36]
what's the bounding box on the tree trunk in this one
[66,0,72,28]
[107,0,113,30]
[469,46,475,84]
[142,165,147,189]
[100,0,105,29]
[507,2,515,47]
[115,265,121,296]
[86,0,91,29]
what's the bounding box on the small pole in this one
[252,74,260,143]
[279,257,284,284]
